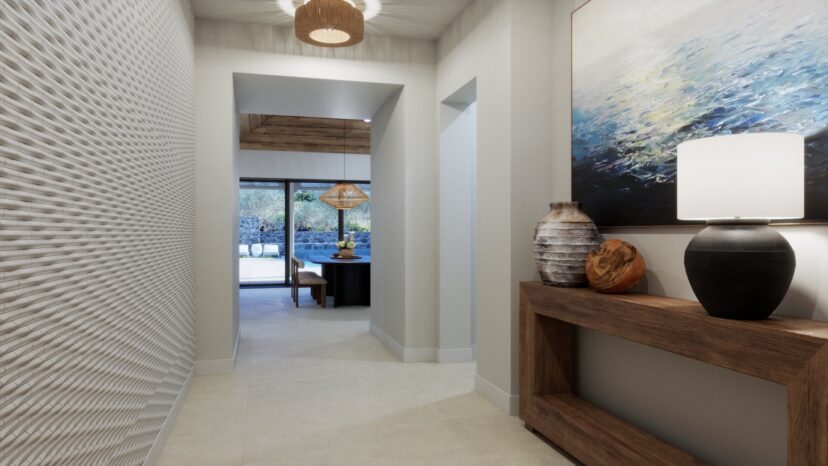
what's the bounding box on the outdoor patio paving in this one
[239,257,322,284]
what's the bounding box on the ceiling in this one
[190,0,473,40]
[234,73,402,120]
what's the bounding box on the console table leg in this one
[787,347,828,465]
[519,287,574,419]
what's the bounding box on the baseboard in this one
[403,346,437,363]
[437,347,475,363]
[475,373,519,415]
[143,366,194,465]
[370,322,405,360]
[194,329,240,376]
[369,323,437,362]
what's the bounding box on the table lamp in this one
[677,133,804,319]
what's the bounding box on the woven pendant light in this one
[320,183,369,210]
[321,119,369,210]
[295,0,364,48]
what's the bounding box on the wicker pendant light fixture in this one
[321,119,370,210]
[295,0,365,48]
[320,183,369,210]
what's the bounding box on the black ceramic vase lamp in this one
[677,133,804,320]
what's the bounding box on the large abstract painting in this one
[572,0,828,226]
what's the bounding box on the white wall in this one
[508,0,560,404]
[195,20,438,365]
[437,0,514,411]
[195,37,240,368]
[370,92,407,349]
[439,95,477,363]
[436,0,558,413]
[239,151,370,180]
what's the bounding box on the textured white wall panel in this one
[0,0,195,464]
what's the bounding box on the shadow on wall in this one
[618,224,828,321]
[774,225,828,320]
[635,273,665,297]
[783,284,819,319]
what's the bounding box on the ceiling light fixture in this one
[295,0,364,47]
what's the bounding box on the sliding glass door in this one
[239,181,287,285]
[239,179,370,286]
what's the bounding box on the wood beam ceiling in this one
[239,114,371,154]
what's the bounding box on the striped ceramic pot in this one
[534,202,601,287]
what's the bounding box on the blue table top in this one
[307,254,371,265]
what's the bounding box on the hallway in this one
[158,288,572,465]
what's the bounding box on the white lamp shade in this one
[677,133,804,221]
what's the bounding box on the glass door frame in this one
[239,179,290,287]
[239,177,370,288]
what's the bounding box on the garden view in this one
[239,182,371,284]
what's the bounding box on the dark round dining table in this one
[306,255,371,308]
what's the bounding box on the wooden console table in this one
[519,281,828,465]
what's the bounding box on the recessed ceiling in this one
[190,0,473,40]
[234,73,402,120]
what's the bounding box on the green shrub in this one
[294,192,337,231]
[241,188,370,233]
[240,189,285,227]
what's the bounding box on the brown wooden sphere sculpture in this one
[586,239,646,293]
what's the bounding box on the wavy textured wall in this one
[0,0,195,464]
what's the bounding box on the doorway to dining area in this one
[239,179,371,286]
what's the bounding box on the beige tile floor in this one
[158,288,575,466]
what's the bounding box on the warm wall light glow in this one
[278,0,381,20]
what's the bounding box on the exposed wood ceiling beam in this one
[240,114,370,154]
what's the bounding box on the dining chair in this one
[290,257,327,308]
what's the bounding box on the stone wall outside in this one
[240,216,370,256]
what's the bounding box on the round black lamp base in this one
[684,223,795,320]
